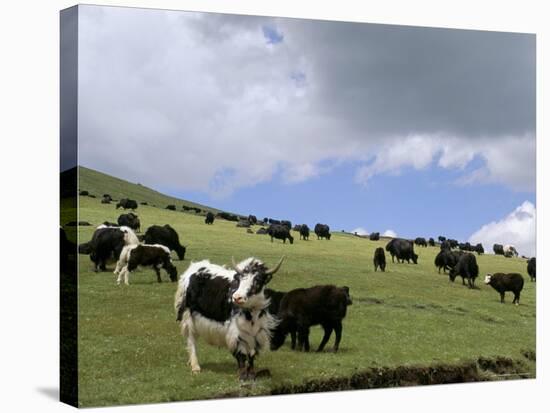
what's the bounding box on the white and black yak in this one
[114,244,177,285]
[174,257,284,380]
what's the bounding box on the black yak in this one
[484,273,524,305]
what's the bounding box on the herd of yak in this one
[65,192,537,380]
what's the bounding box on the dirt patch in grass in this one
[268,356,533,396]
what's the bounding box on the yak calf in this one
[270,285,352,353]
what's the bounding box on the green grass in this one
[74,179,536,407]
[77,166,220,213]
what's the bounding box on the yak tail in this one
[174,284,186,322]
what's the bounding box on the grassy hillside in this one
[74,177,536,407]
[78,166,220,213]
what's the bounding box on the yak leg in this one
[235,352,247,381]
[317,324,334,352]
[297,326,310,352]
[332,321,343,352]
[290,329,297,350]
[113,260,122,275]
[116,266,127,285]
[246,355,256,380]
[182,314,201,373]
[513,291,520,305]
[500,292,505,303]
[154,265,162,283]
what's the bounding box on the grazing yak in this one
[280,220,292,230]
[264,288,286,319]
[527,257,536,282]
[473,243,484,255]
[458,242,473,252]
[299,224,310,240]
[256,228,268,235]
[218,212,239,222]
[438,236,446,243]
[448,239,459,249]
[166,204,176,211]
[414,237,428,247]
[314,223,331,240]
[369,232,380,241]
[428,238,435,247]
[143,224,186,260]
[267,224,294,244]
[385,238,418,264]
[493,244,505,255]
[434,249,462,274]
[114,244,177,285]
[140,201,148,206]
[205,211,215,224]
[248,215,258,225]
[174,257,284,380]
[268,218,281,225]
[116,198,138,210]
[236,220,251,228]
[484,273,524,305]
[449,252,479,288]
[117,212,140,232]
[270,285,352,353]
[78,226,139,272]
[101,196,111,204]
[503,244,519,258]
[373,247,386,272]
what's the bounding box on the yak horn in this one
[266,256,286,275]
[232,257,245,275]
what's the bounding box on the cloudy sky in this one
[77,5,536,255]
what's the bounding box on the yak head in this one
[175,245,186,260]
[449,266,458,282]
[231,256,285,308]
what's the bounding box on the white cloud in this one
[382,229,397,238]
[351,227,368,236]
[468,201,536,257]
[77,7,535,196]
[355,134,535,192]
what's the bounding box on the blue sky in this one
[77,6,536,254]
[165,160,535,242]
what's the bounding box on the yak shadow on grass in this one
[200,361,239,375]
